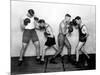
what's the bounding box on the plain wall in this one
[11,1,96,57]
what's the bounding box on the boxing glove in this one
[68,26,73,33]
[44,31,50,37]
[24,18,30,26]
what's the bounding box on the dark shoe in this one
[36,58,41,62]
[40,60,45,64]
[56,54,61,58]
[68,55,72,63]
[74,61,82,68]
[74,61,78,65]
[49,58,58,64]
[18,60,23,66]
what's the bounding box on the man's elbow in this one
[20,25,25,31]
[87,33,89,37]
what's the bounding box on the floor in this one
[11,54,96,75]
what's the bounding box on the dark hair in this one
[28,9,34,16]
[71,19,77,26]
[38,19,45,23]
[65,14,71,17]
[75,16,81,20]
[34,17,39,21]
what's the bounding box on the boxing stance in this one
[38,19,58,64]
[50,14,73,63]
[74,16,90,64]
[18,9,40,66]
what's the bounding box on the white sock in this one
[41,58,44,61]
[37,56,40,59]
[19,58,23,61]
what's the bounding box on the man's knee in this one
[58,34,64,41]
[58,38,64,47]
[34,41,40,47]
[58,46,63,52]
[22,43,28,50]
[65,38,71,49]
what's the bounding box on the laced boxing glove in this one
[71,19,77,26]
[24,18,30,26]
[68,25,73,33]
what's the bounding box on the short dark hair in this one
[75,16,81,20]
[38,19,45,23]
[34,17,39,21]
[65,14,71,17]
[28,9,34,16]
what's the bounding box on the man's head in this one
[74,16,82,25]
[27,9,35,17]
[65,14,71,22]
[38,19,46,30]
[38,19,45,27]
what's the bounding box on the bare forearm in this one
[35,26,40,30]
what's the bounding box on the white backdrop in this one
[11,1,96,57]
[1,0,100,74]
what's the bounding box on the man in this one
[74,16,90,65]
[38,19,58,64]
[18,9,40,66]
[50,14,73,63]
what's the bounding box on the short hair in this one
[38,19,45,23]
[34,17,39,21]
[75,16,81,20]
[65,14,71,17]
[28,9,34,16]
